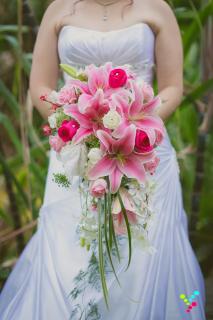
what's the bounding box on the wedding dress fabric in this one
[0,22,206,319]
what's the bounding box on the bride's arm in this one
[29,1,62,120]
[154,2,183,121]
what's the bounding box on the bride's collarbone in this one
[55,18,158,36]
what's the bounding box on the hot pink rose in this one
[42,124,52,136]
[135,129,153,153]
[49,135,65,152]
[109,68,127,88]
[40,94,47,101]
[144,156,160,175]
[58,120,79,142]
[89,179,107,198]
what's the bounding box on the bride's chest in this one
[57,23,155,69]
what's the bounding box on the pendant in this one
[103,6,108,21]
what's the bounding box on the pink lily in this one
[84,62,135,110]
[112,188,138,235]
[85,64,110,95]
[66,79,90,95]
[88,125,154,193]
[113,80,165,145]
[63,91,110,144]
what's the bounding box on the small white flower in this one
[48,113,57,129]
[47,90,59,104]
[102,109,121,130]
[88,148,102,165]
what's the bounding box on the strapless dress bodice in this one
[58,23,155,84]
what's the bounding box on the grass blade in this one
[106,177,120,262]
[98,198,109,309]
[104,194,121,287]
[117,192,132,271]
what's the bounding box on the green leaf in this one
[0,112,22,154]
[183,1,213,55]
[180,78,213,107]
[0,152,29,207]
[0,79,19,116]
[104,194,121,287]
[117,191,132,271]
[0,25,29,33]
[98,198,109,309]
[106,177,120,262]
[60,64,78,78]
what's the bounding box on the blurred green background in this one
[0,0,213,317]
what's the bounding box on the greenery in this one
[0,0,212,316]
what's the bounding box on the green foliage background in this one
[0,0,213,314]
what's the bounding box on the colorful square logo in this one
[179,290,200,313]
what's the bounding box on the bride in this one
[0,0,206,319]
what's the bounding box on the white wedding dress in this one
[0,23,206,320]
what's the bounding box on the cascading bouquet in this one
[41,62,165,308]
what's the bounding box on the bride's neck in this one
[87,0,125,4]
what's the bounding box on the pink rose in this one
[49,135,65,152]
[144,157,160,175]
[42,124,52,136]
[89,179,107,198]
[58,86,77,105]
[58,120,79,142]
[51,103,60,111]
[109,68,127,88]
[135,129,153,153]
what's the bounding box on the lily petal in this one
[113,124,136,155]
[109,167,123,194]
[96,130,115,153]
[87,67,109,95]
[64,104,92,129]
[136,115,165,136]
[117,154,146,183]
[129,81,144,117]
[112,120,130,139]
[72,127,93,144]
[142,96,161,114]
[88,155,116,180]
[66,79,90,94]
[79,88,105,115]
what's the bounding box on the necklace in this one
[93,0,122,21]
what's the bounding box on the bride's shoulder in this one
[43,0,65,14]
[39,0,70,33]
[135,0,173,11]
[135,0,178,35]
[135,0,175,18]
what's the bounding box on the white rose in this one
[47,90,59,104]
[102,110,121,130]
[87,148,102,165]
[58,143,88,179]
[48,113,57,129]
